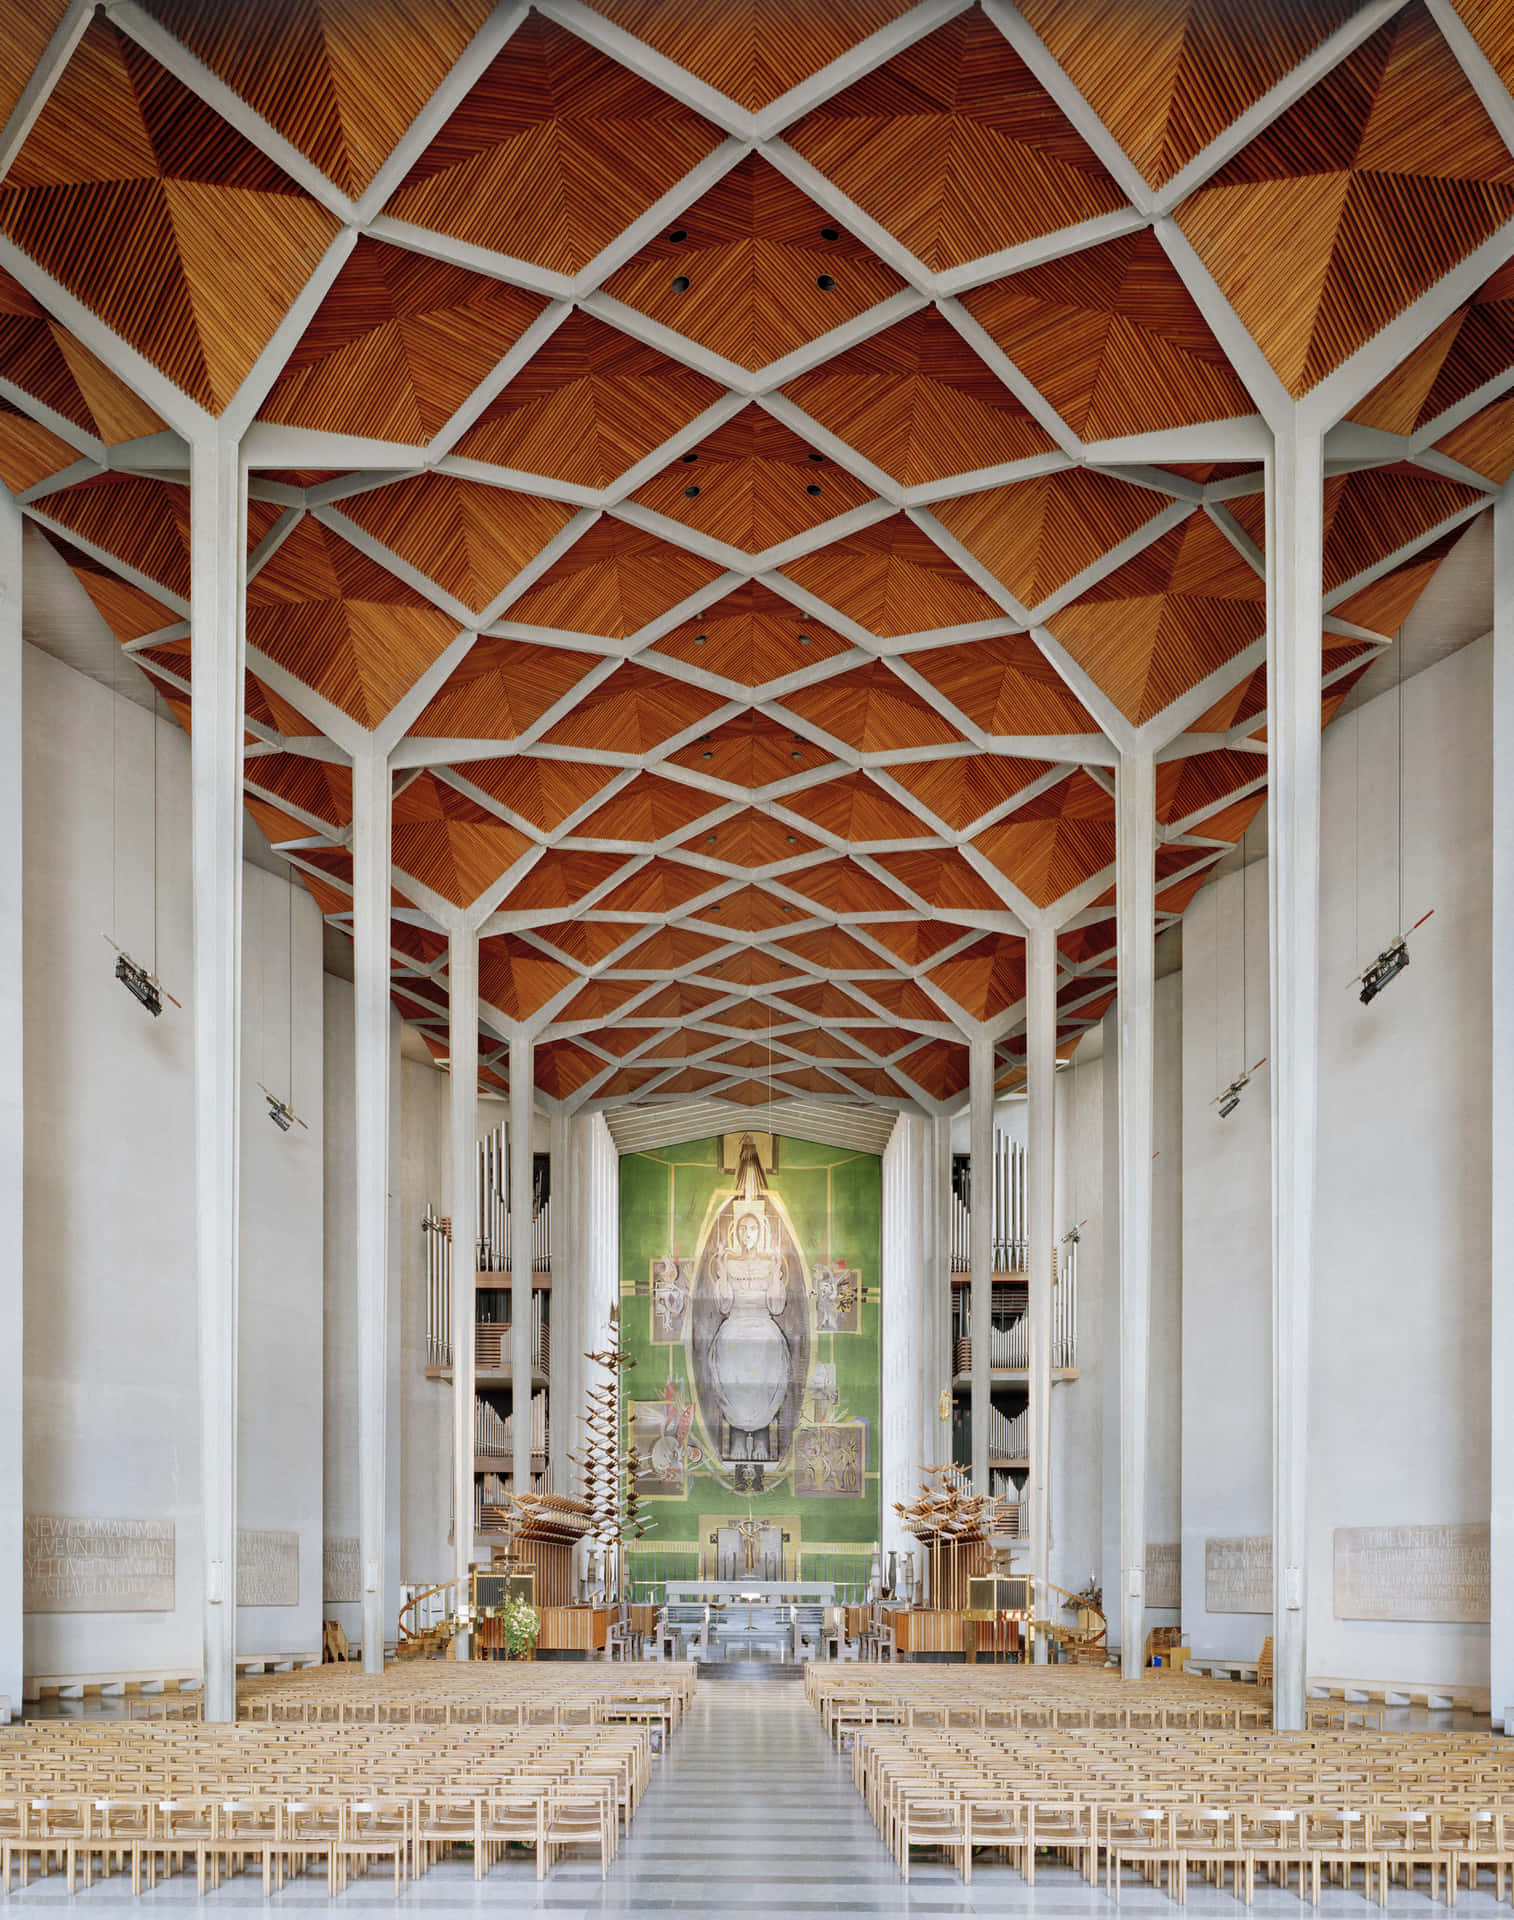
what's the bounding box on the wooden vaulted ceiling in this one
[2,0,1511,1117]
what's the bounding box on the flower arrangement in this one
[498,1593,540,1659]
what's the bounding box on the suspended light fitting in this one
[104,935,177,1017]
[1212,1057,1266,1120]
[1353,909,1433,1006]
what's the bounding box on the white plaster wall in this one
[0,495,23,1714]
[1178,637,1492,1688]
[21,647,323,1676]
[236,865,324,1658]
[1311,638,1491,1686]
[322,977,403,1649]
[1148,972,1183,1626]
[1181,863,1273,1658]
[1050,1036,1105,1600]
[399,1052,449,1588]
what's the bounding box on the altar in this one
[662,1580,837,1662]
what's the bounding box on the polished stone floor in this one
[7,1677,1507,1912]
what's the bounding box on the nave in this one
[9,1677,1508,1919]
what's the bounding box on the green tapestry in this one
[618,1131,882,1562]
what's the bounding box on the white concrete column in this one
[352,748,392,1674]
[1268,428,1323,1729]
[448,927,477,1652]
[925,1113,953,1501]
[1493,490,1514,1732]
[190,436,245,1720]
[0,487,23,1720]
[1116,748,1156,1680]
[509,1034,534,1499]
[969,1030,994,1494]
[1027,923,1056,1656]
[548,1108,574,1497]
[882,1115,926,1581]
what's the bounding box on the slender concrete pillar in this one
[509,1034,534,1500]
[969,1030,994,1494]
[190,436,245,1720]
[1116,749,1156,1680]
[1027,923,1056,1655]
[1493,489,1514,1732]
[548,1108,574,1497]
[1268,429,1324,1729]
[882,1116,926,1580]
[352,749,391,1674]
[0,488,23,1720]
[448,927,477,1652]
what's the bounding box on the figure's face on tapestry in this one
[735,1212,761,1253]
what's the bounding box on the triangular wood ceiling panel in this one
[785,7,1123,271]
[677,807,819,867]
[909,632,1097,735]
[972,769,1116,906]
[1016,0,1362,190]
[390,771,531,907]
[896,1038,969,1100]
[1174,3,1514,397]
[142,0,497,196]
[777,770,931,841]
[260,238,546,440]
[573,771,723,842]
[595,856,720,914]
[0,268,164,444]
[928,936,1020,1029]
[335,474,575,614]
[777,926,886,972]
[1351,254,1514,435]
[531,919,640,967]
[700,949,797,987]
[540,661,726,752]
[0,400,78,494]
[861,918,966,966]
[0,18,340,413]
[960,230,1252,439]
[558,978,649,1022]
[248,751,353,827]
[498,848,628,913]
[383,13,721,274]
[665,713,836,785]
[782,857,908,915]
[410,636,600,739]
[534,1040,603,1098]
[777,659,965,752]
[505,518,723,639]
[631,407,874,553]
[454,755,618,833]
[650,582,853,684]
[601,155,906,370]
[930,467,1173,610]
[245,514,460,727]
[780,513,1003,636]
[578,0,918,112]
[782,307,1054,486]
[478,933,576,1020]
[887,753,1053,831]
[1046,512,1266,724]
[452,310,722,486]
[1435,391,1514,484]
[700,882,808,931]
[873,847,1003,912]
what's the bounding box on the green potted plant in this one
[499,1592,540,1660]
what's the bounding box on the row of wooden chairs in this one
[849,1725,1514,1901]
[0,1784,624,1894]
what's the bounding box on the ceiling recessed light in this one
[816,274,836,291]
[706,833,717,844]
[820,226,840,242]
[701,750,714,761]
[694,633,707,645]
[791,750,803,761]
[798,634,812,646]
[786,835,797,844]
[668,228,688,243]
[685,484,700,497]
[808,452,826,463]
[681,451,699,464]
[806,483,822,496]
[671,275,691,293]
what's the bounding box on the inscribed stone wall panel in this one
[1333,1522,1489,1623]
[23,1517,175,1613]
